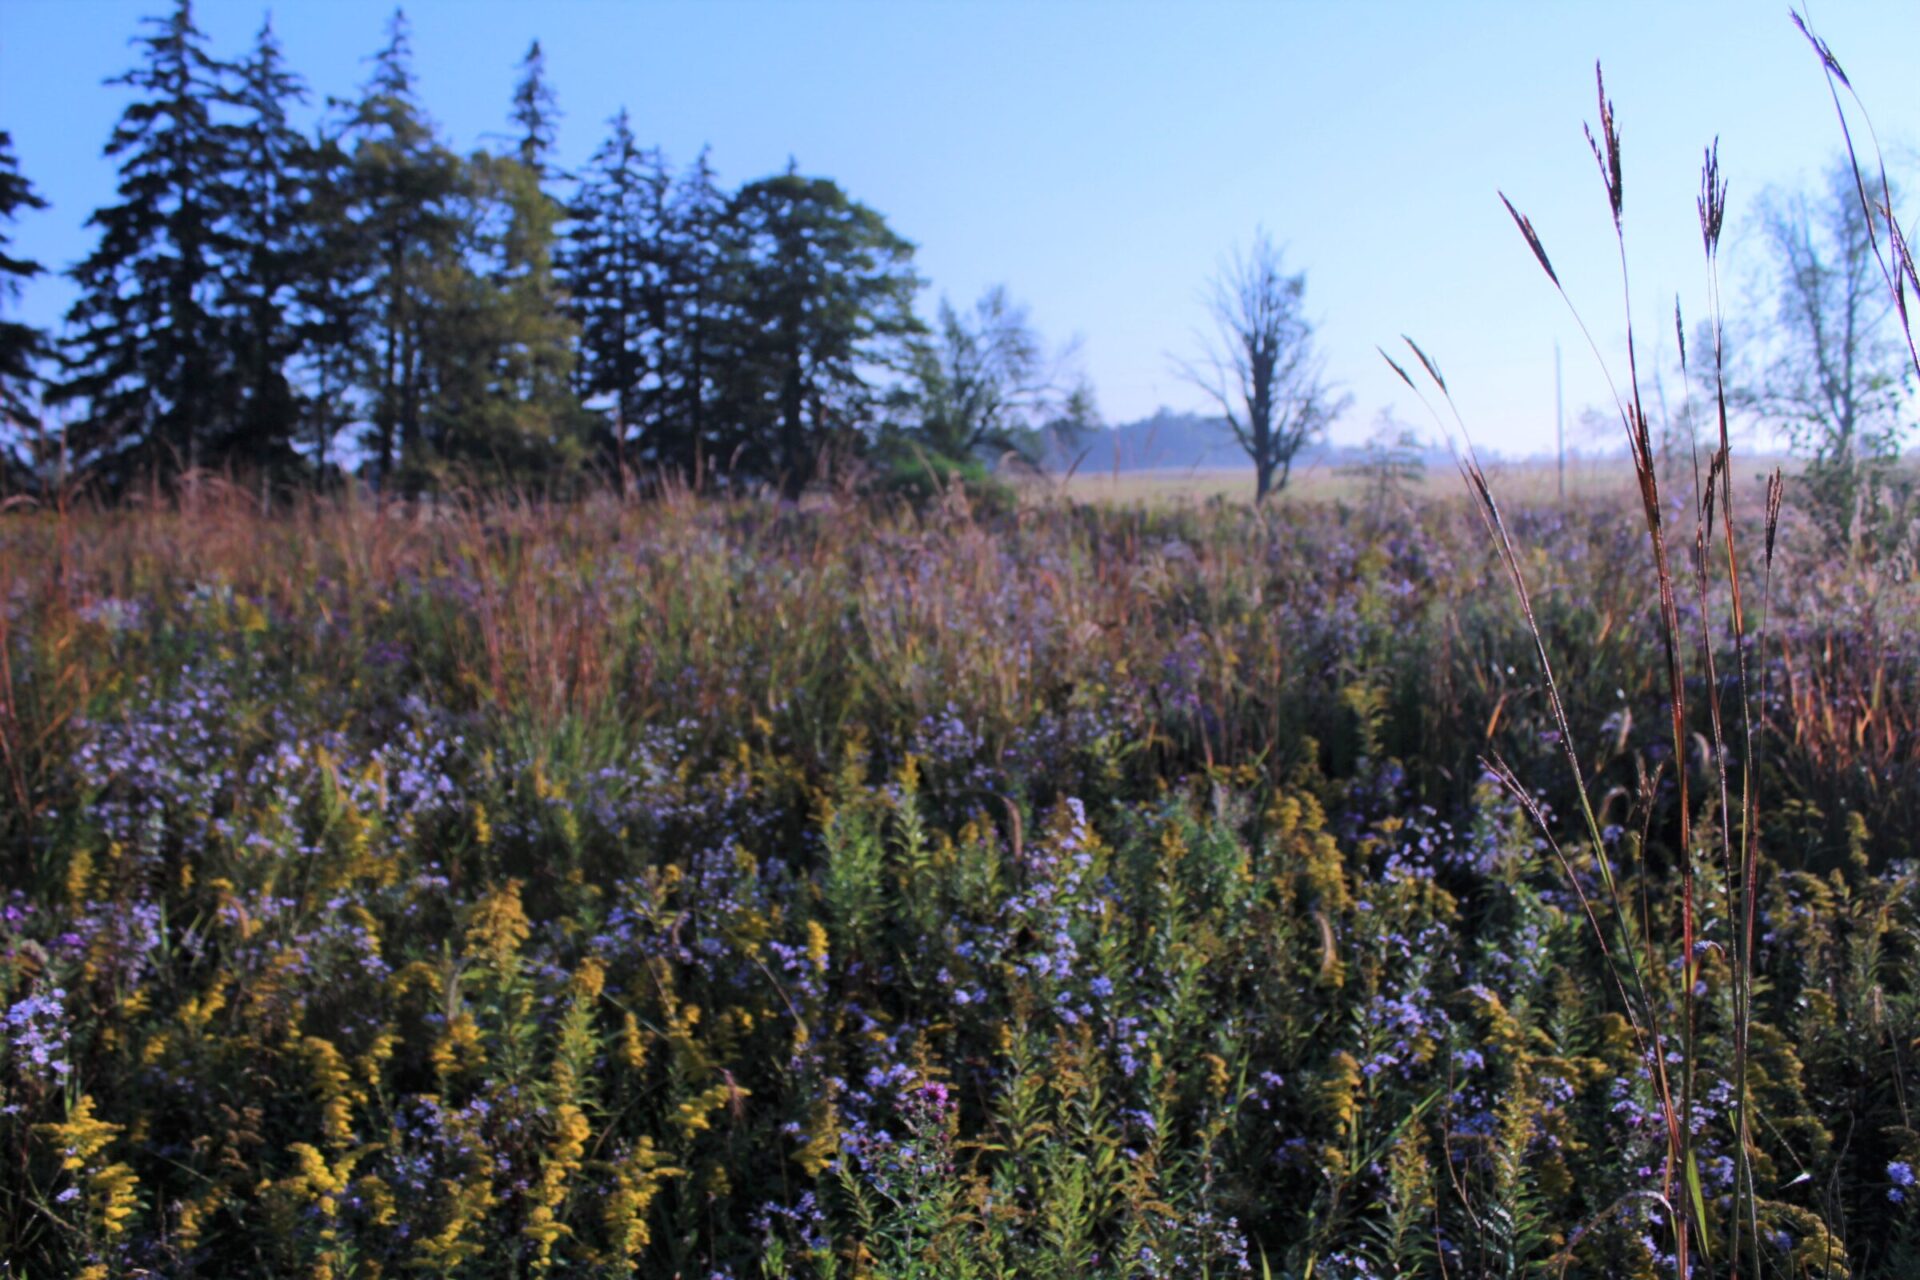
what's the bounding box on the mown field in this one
[2,479,1919,1278]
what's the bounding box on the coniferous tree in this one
[490,40,585,479]
[425,156,584,485]
[218,15,309,474]
[660,148,731,478]
[565,108,670,473]
[508,39,559,175]
[342,9,466,488]
[0,131,49,485]
[287,124,370,478]
[57,0,240,488]
[717,169,922,497]
[423,40,584,486]
[412,170,495,475]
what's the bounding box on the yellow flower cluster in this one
[36,1095,140,1244]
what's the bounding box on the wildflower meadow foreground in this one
[2,484,1917,1278]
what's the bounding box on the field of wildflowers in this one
[2,478,1918,1278]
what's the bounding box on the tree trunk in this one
[778,356,806,501]
[378,284,399,483]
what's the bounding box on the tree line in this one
[0,3,1094,500]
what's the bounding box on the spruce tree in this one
[492,40,584,479]
[218,15,309,475]
[341,8,466,489]
[57,0,239,488]
[565,108,670,473]
[424,40,584,486]
[718,170,922,498]
[0,131,49,485]
[287,124,370,478]
[425,155,583,486]
[660,148,729,477]
[508,40,559,175]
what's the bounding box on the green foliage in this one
[214,16,311,477]
[419,147,589,488]
[2,475,1920,1276]
[867,447,1017,513]
[53,0,244,487]
[338,11,473,488]
[0,128,49,484]
[34,8,1108,505]
[883,285,1097,483]
[566,108,674,472]
[715,171,924,499]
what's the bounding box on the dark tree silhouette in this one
[1177,230,1347,499]
[565,109,672,473]
[217,15,310,474]
[56,0,241,487]
[718,170,922,498]
[0,131,49,483]
[340,9,467,488]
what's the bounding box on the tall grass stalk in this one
[1792,10,1920,386]
[1392,63,1808,1276]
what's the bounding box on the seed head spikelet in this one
[1500,192,1560,288]
[1587,63,1623,228]
[1400,335,1446,394]
[1377,345,1417,391]
[1698,139,1727,256]
[1791,10,1851,88]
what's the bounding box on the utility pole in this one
[1555,341,1565,502]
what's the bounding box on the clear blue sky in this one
[3,0,1916,456]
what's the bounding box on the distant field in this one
[1030,453,1796,510]
[1032,456,1635,506]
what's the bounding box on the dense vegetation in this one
[0,3,1094,501]
[2,482,1918,1278]
[6,2,1920,1276]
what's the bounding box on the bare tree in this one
[1741,157,1913,551]
[909,285,1093,464]
[1176,231,1348,499]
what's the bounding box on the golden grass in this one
[1027,455,1647,507]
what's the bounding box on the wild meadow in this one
[2,466,1918,1279]
[4,0,1920,1272]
